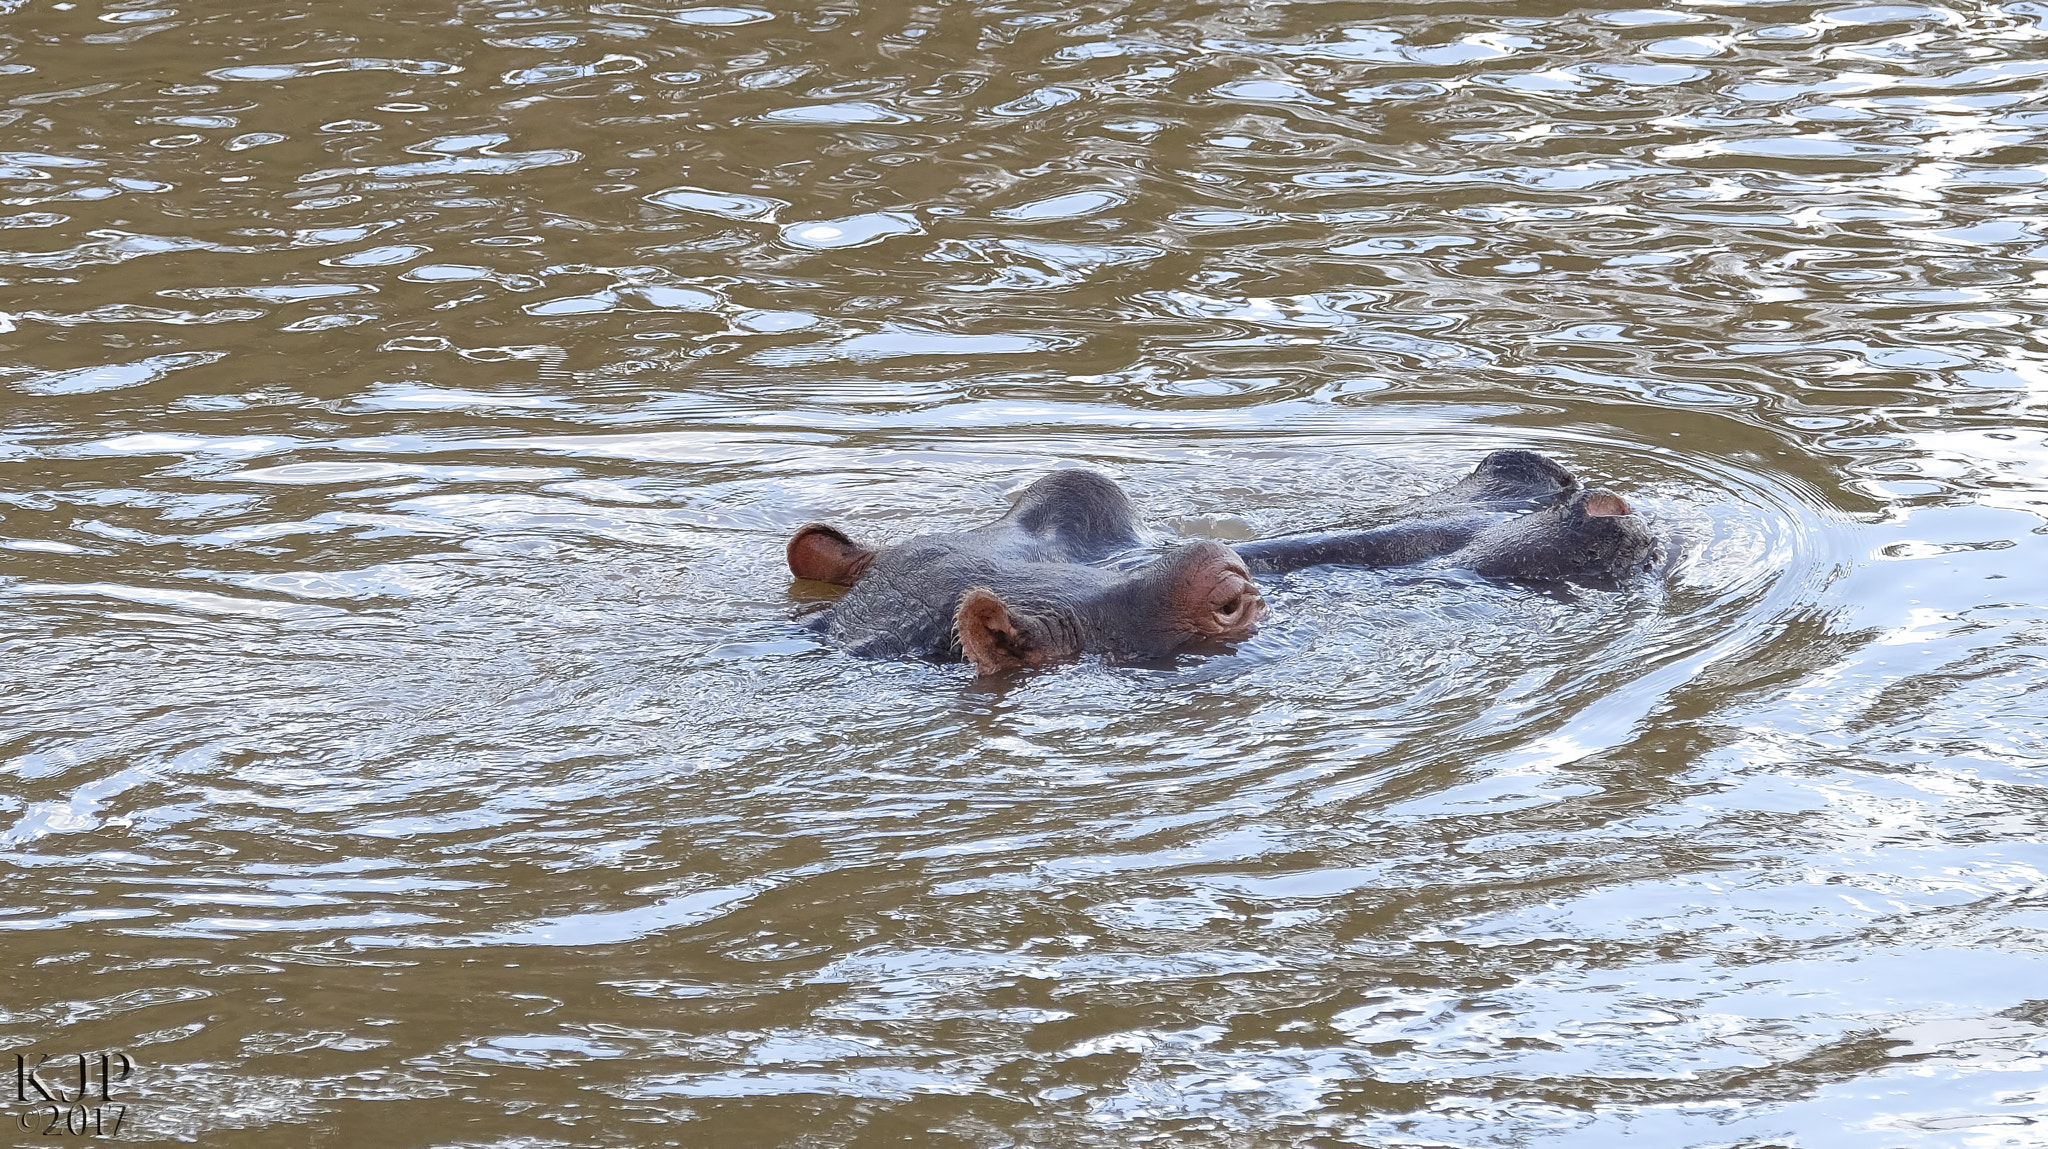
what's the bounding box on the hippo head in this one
[788,472,1266,675]
[1456,486,1661,581]
[952,540,1264,674]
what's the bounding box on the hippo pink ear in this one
[1582,490,1632,517]
[787,523,875,586]
[955,587,1050,675]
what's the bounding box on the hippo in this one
[787,450,1658,675]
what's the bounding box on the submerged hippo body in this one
[789,450,1658,674]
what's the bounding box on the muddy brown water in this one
[5,0,2048,1145]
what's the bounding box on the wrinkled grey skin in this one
[790,450,1660,674]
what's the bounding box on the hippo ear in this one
[787,523,875,586]
[955,587,1053,675]
[1581,490,1632,517]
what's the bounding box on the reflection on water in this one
[5,0,2048,1144]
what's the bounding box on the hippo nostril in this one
[1210,580,1264,631]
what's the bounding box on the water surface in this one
[5,0,2048,1144]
